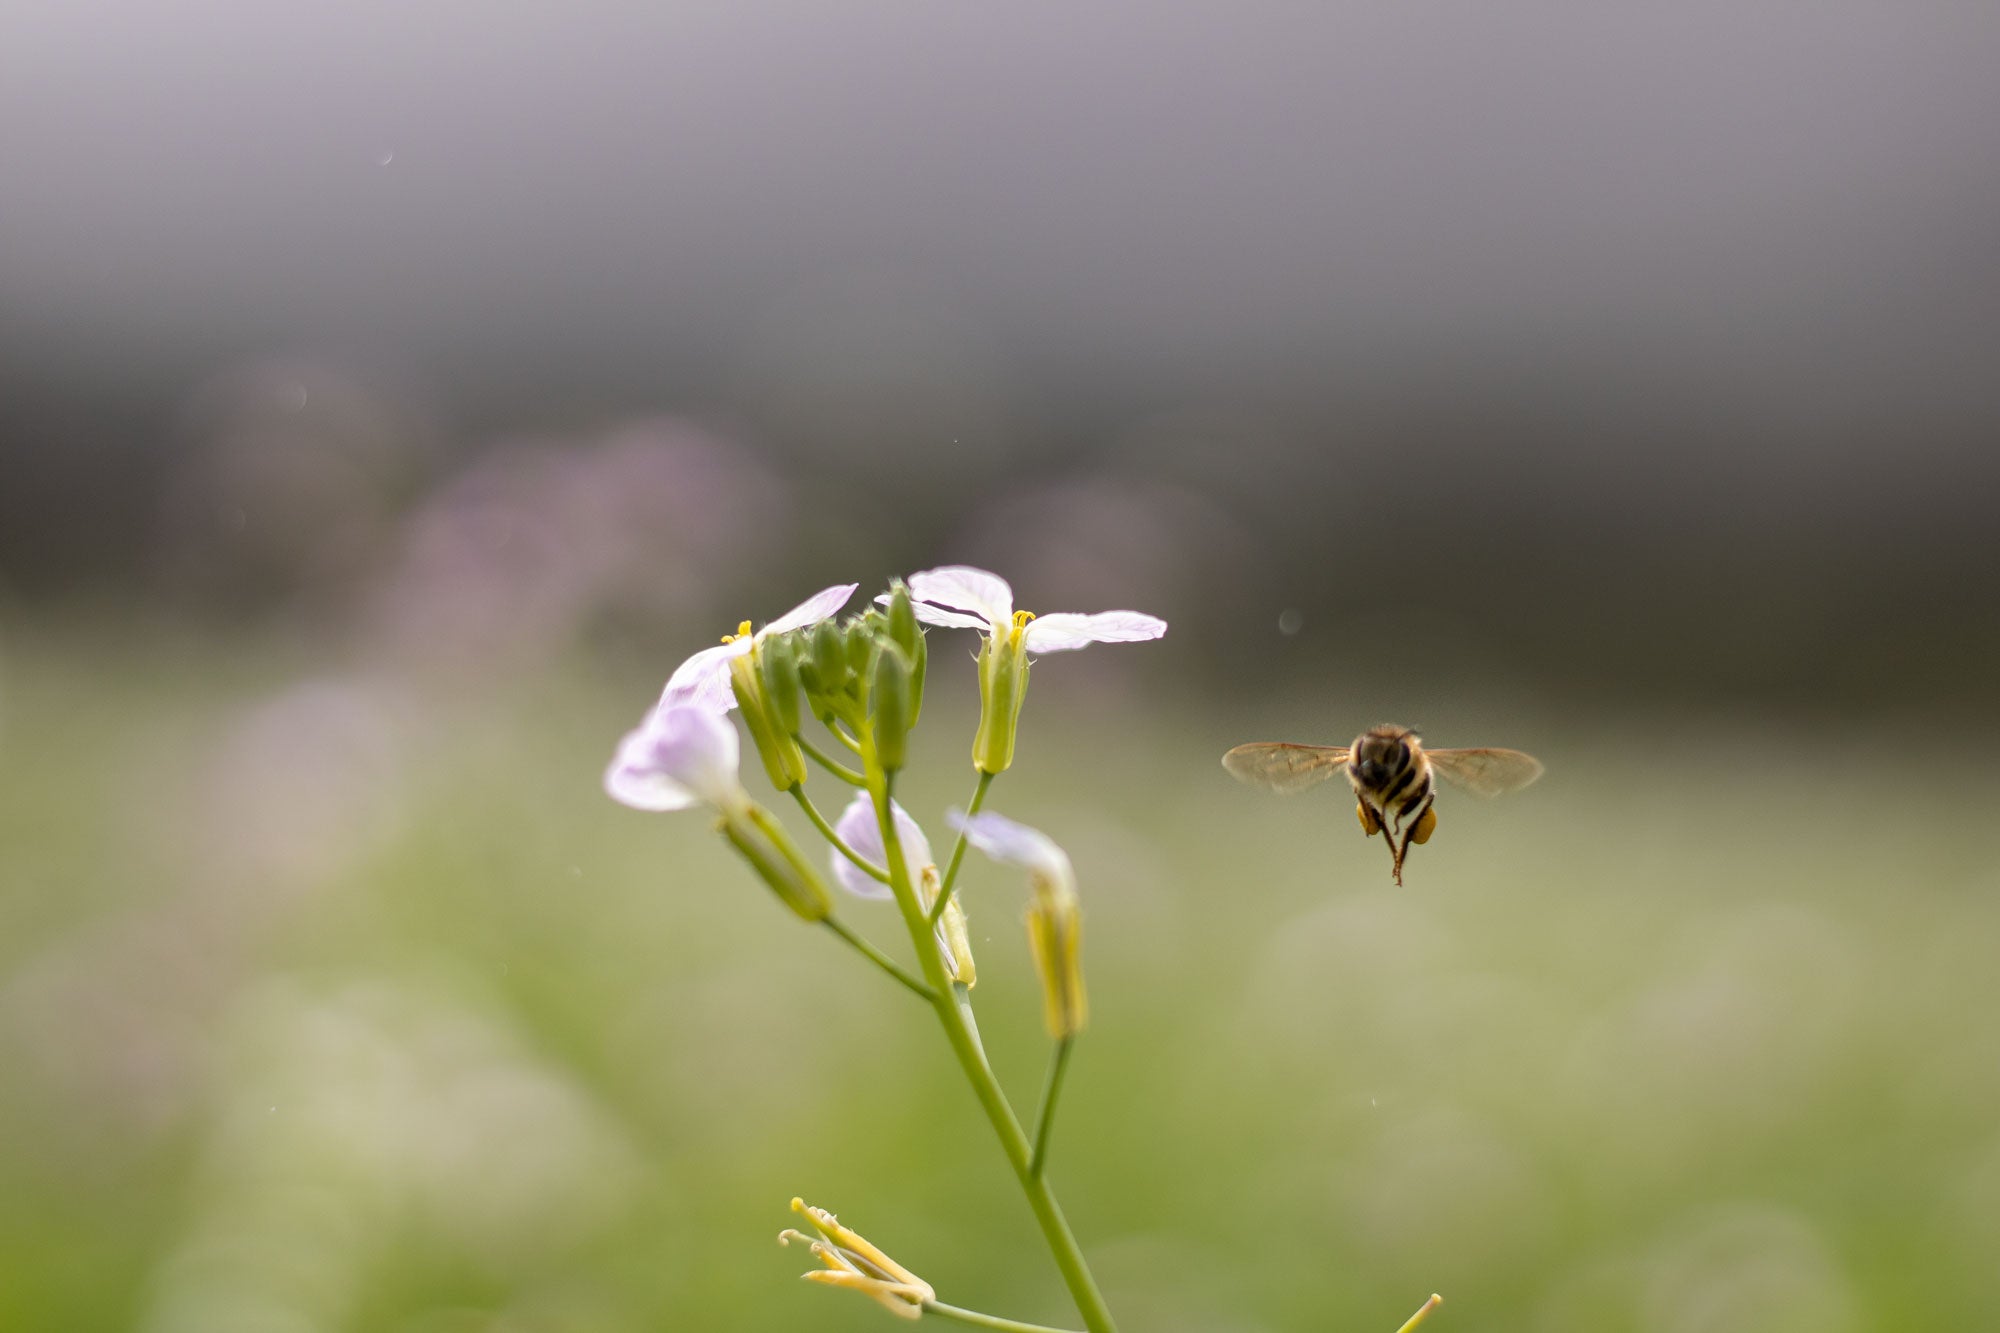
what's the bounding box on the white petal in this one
[761,583,859,636]
[828,793,932,899]
[907,566,1013,624]
[948,809,1071,885]
[610,706,744,811]
[1021,610,1168,654]
[604,725,701,811]
[658,640,751,713]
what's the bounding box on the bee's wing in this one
[1426,747,1544,797]
[1221,743,1351,794]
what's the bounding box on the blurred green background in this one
[6,3,2000,1330]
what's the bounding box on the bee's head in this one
[1352,725,1415,786]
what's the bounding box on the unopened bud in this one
[730,654,806,791]
[871,642,913,773]
[760,633,804,735]
[810,619,847,702]
[885,583,926,725]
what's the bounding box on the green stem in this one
[923,1301,1083,1333]
[868,764,1118,1333]
[819,916,935,1001]
[1029,1036,1075,1179]
[928,769,997,926]
[797,735,865,785]
[790,787,889,885]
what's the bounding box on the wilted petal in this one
[948,809,1071,886]
[830,793,933,899]
[763,583,859,636]
[906,566,1014,625]
[1021,610,1168,653]
[658,639,751,713]
[605,707,744,811]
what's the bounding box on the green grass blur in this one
[2,624,1996,1332]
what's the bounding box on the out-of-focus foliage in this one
[2,623,1995,1332]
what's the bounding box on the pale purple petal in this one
[829,793,933,899]
[1021,611,1168,654]
[907,566,1014,625]
[606,706,743,811]
[658,639,751,713]
[604,725,702,811]
[948,809,1071,885]
[762,583,859,636]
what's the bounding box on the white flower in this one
[658,583,858,714]
[832,794,975,984]
[603,705,750,815]
[950,809,1082,1036]
[828,792,933,901]
[948,809,1074,893]
[889,566,1165,654]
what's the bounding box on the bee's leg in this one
[1356,801,1382,837]
[1408,805,1438,845]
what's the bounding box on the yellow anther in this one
[1012,609,1036,627]
[721,619,755,644]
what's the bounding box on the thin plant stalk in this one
[867,756,1119,1333]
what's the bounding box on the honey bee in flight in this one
[1222,724,1542,884]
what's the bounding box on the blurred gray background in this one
[7,0,1998,713]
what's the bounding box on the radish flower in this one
[660,583,858,715]
[888,566,1164,774]
[893,566,1165,654]
[605,705,831,920]
[831,793,975,984]
[604,705,751,816]
[949,809,1084,1037]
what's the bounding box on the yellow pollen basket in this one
[721,619,754,645]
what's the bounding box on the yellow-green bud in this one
[971,625,1029,775]
[722,805,832,921]
[1026,885,1085,1038]
[871,641,913,773]
[808,619,848,712]
[730,653,806,791]
[844,614,879,679]
[760,633,803,736]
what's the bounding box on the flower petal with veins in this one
[1021,610,1168,653]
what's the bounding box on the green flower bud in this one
[722,805,832,921]
[730,654,806,791]
[871,641,914,773]
[809,619,847,704]
[844,613,879,680]
[759,633,804,736]
[885,583,926,725]
[971,621,1030,775]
